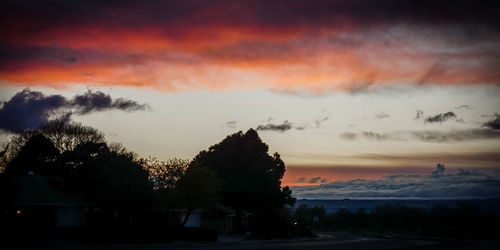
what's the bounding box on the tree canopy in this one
[5,134,59,176]
[3,123,152,211]
[2,121,105,166]
[190,129,295,211]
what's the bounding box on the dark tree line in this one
[0,122,295,243]
[293,202,500,240]
[2,128,153,211]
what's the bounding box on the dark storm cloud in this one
[256,120,293,132]
[2,0,499,34]
[71,90,149,115]
[1,1,499,56]
[291,165,500,199]
[483,113,500,130]
[424,112,457,123]
[0,44,79,70]
[0,89,149,133]
[0,89,67,133]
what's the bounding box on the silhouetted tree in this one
[0,142,9,172]
[38,121,106,152]
[5,127,152,212]
[54,141,153,210]
[94,151,153,210]
[6,121,105,161]
[141,158,218,227]
[5,134,59,176]
[143,158,188,191]
[174,167,218,226]
[141,157,189,214]
[190,129,295,232]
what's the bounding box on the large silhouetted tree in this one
[5,121,105,162]
[190,129,295,231]
[53,141,153,210]
[5,127,152,211]
[5,134,59,176]
[93,150,153,210]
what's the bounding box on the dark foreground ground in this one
[5,233,500,250]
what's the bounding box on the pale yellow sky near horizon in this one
[1,84,499,181]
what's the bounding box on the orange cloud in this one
[1,0,499,92]
[282,165,434,187]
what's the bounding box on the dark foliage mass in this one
[4,126,153,210]
[0,123,296,245]
[0,136,158,246]
[191,129,294,209]
[190,129,295,234]
[293,202,500,240]
[0,122,217,245]
[5,134,59,176]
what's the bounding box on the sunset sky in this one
[1,0,499,199]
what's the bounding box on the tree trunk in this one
[182,209,193,226]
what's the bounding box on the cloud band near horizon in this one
[290,165,500,199]
[1,0,500,92]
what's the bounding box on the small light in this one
[293,221,298,225]
[16,210,22,216]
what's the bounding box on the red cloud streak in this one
[1,0,499,92]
